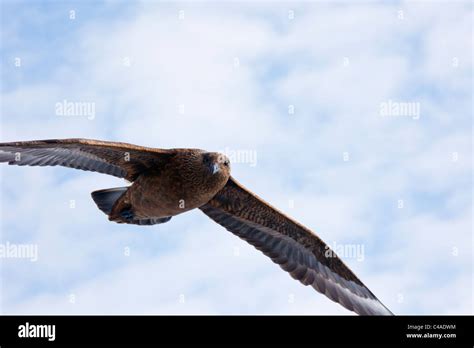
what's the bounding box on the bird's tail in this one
[91,186,173,226]
[91,187,128,215]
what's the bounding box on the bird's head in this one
[174,149,231,194]
[202,152,231,180]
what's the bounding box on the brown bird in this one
[0,138,393,315]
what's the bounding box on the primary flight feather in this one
[0,138,393,315]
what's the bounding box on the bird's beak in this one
[212,163,220,175]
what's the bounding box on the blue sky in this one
[0,1,472,314]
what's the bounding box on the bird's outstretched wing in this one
[200,177,393,315]
[0,139,173,181]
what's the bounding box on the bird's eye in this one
[223,160,229,167]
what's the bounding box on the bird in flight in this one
[0,138,393,315]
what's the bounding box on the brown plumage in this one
[0,138,393,315]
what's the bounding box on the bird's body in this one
[107,149,230,223]
[0,138,393,315]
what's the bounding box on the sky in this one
[0,0,472,315]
